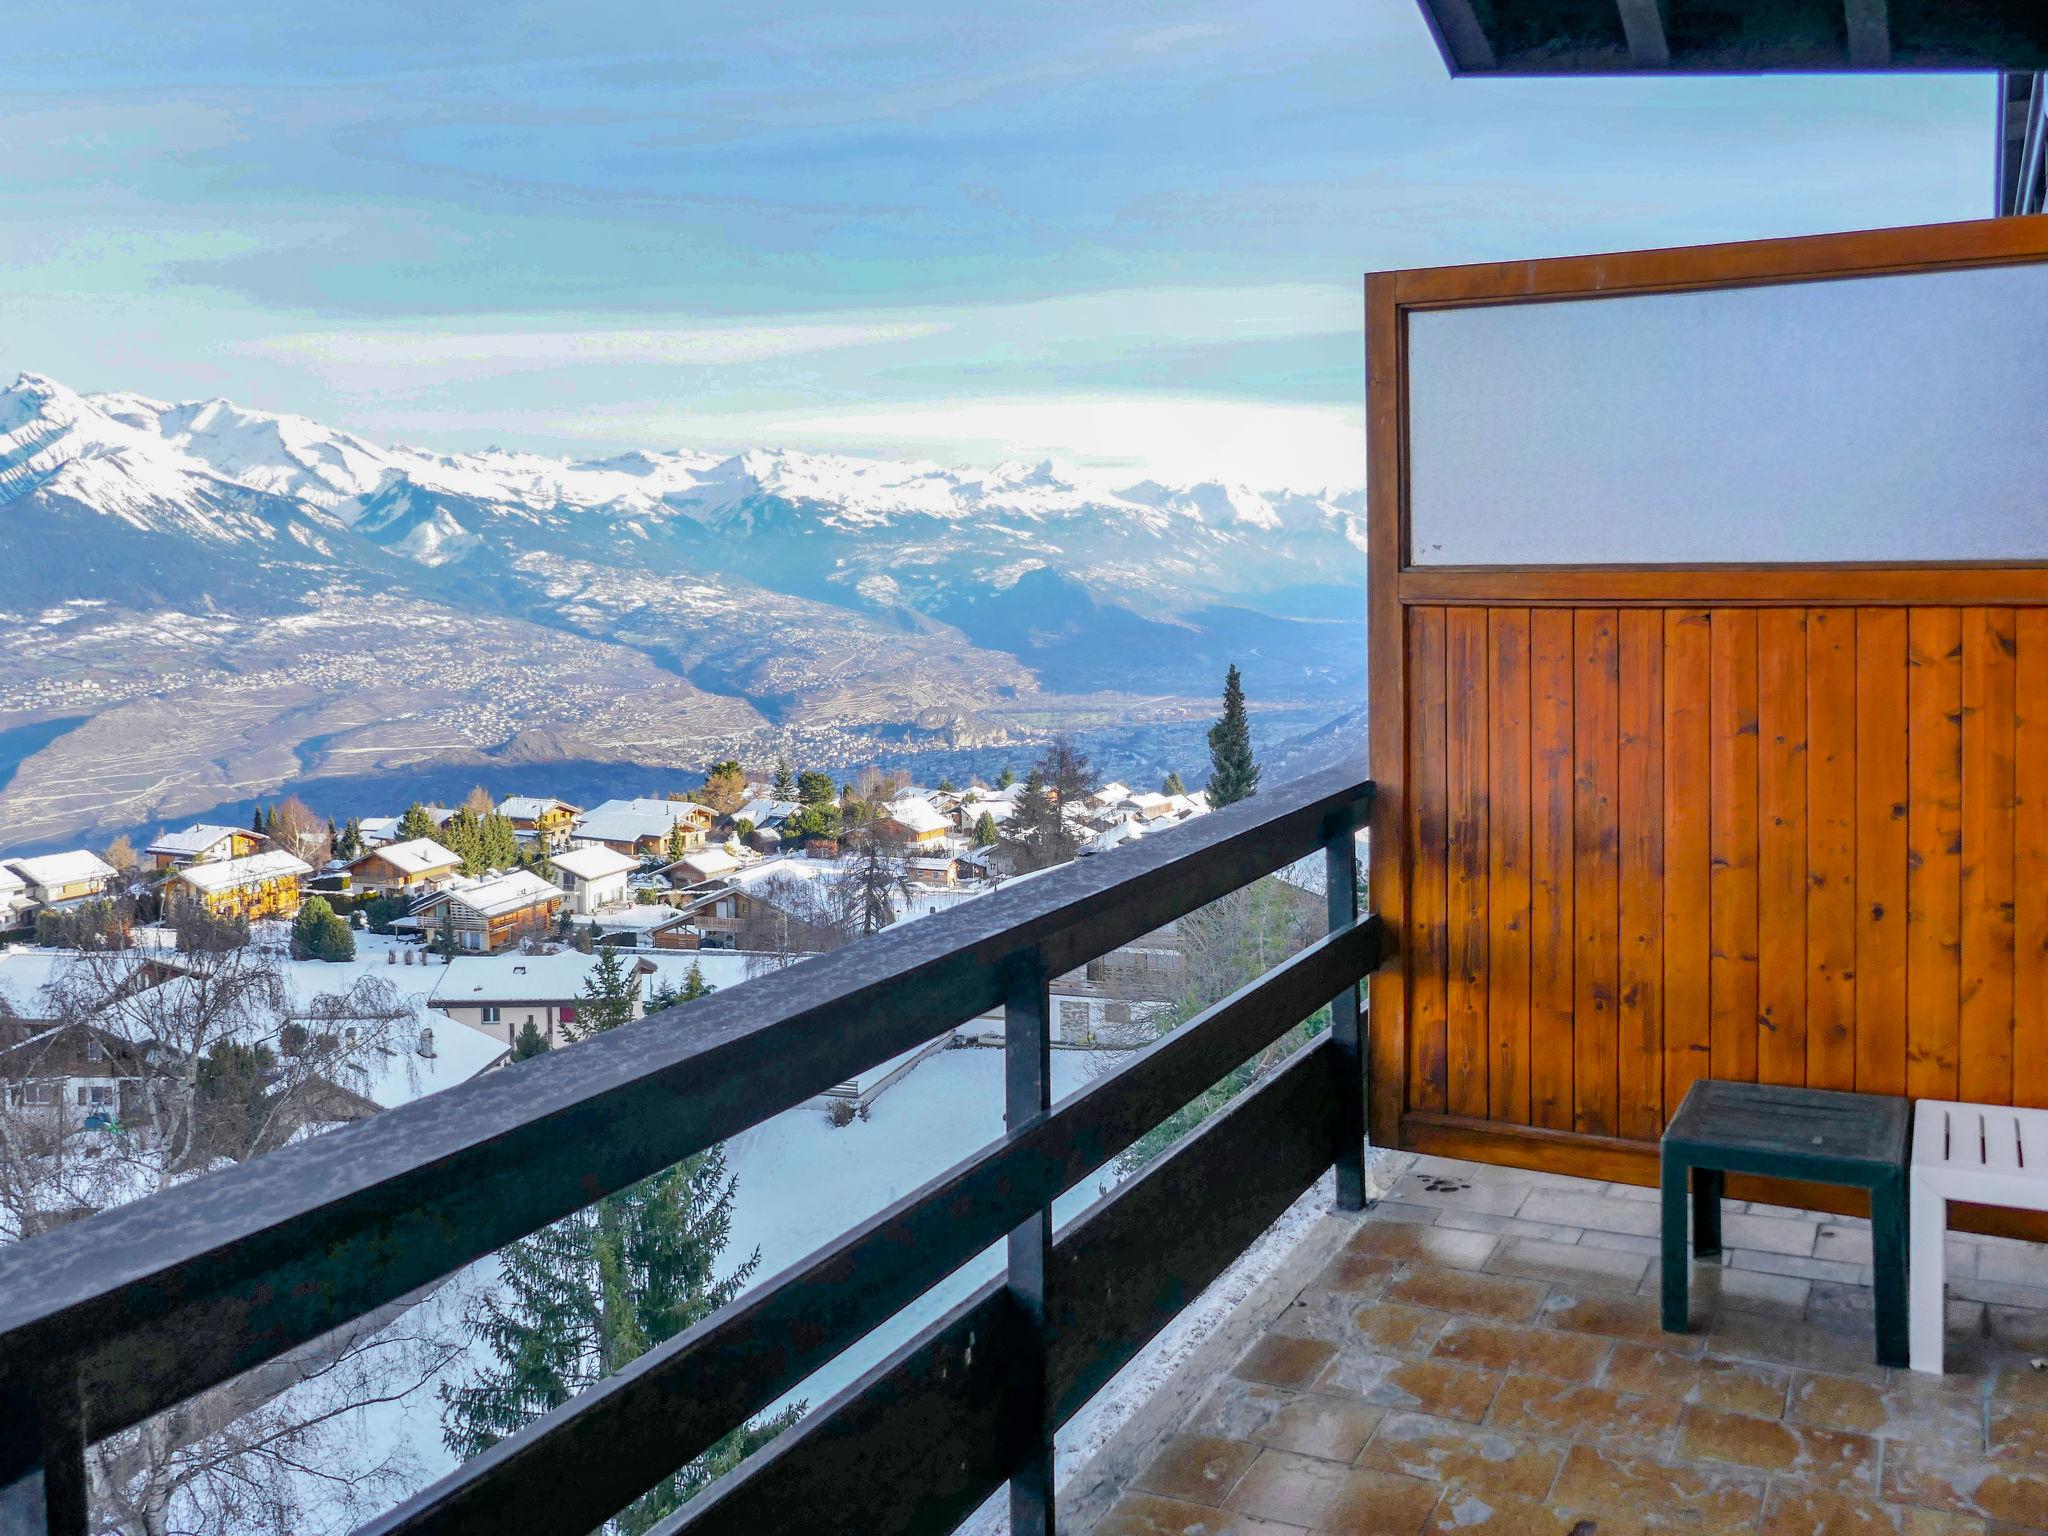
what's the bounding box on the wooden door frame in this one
[1366,214,2048,1191]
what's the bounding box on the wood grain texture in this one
[2017,610,2048,1111]
[1445,607,1491,1120]
[1662,609,1713,1123]
[1756,609,1808,1087]
[1960,608,2017,1106]
[1408,606,1450,1116]
[1856,609,1910,1097]
[1529,607,1576,1133]
[1616,609,1664,1139]
[1487,609,1533,1125]
[1709,610,1760,1084]
[1573,610,1620,1136]
[1905,607,1962,1100]
[1805,608,1858,1092]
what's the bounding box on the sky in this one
[0,2,1993,488]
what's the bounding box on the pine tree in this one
[568,947,637,1041]
[398,802,438,841]
[513,1020,551,1060]
[935,777,957,794]
[1005,768,1070,873]
[973,810,999,847]
[1206,663,1260,807]
[771,757,796,799]
[251,805,265,836]
[291,897,335,960]
[1163,770,1186,796]
[440,1147,801,1533]
[996,766,1016,790]
[666,822,691,863]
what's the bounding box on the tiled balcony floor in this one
[1087,1153,2048,1535]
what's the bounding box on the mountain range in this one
[0,372,1367,850]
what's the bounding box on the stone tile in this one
[1791,1372,1987,1447]
[1547,1443,1766,1530]
[1382,1264,1548,1325]
[1708,1308,1887,1380]
[1222,1448,1441,1535]
[1132,1433,1264,1506]
[1390,1169,1534,1218]
[1987,1400,2048,1462]
[1186,1379,1305,1444]
[1483,1372,1681,1448]
[1985,1306,2048,1351]
[1354,1411,1564,1502]
[1419,1490,1614,1536]
[1727,1248,1872,1285]
[1406,1153,1586,1190]
[1346,1222,1499,1271]
[1349,1302,1453,1358]
[1687,1262,1813,1315]
[1485,1236,1651,1293]
[1882,1442,2048,1530]
[1963,1244,2048,1293]
[1370,1202,1447,1227]
[1275,1288,1383,1344]
[1540,1289,1686,1346]
[1759,1485,1989,1535]
[1601,1343,1792,1417]
[1235,1334,1340,1389]
[1676,1404,1879,1491]
[1311,1252,1401,1297]
[1991,1362,2048,1406]
[1431,1318,1611,1382]
[1093,1492,1310,1536]
[1316,1352,1504,1424]
[1518,1189,1663,1238]
[1603,1181,1661,1202]
[1817,1224,1877,1265]
[1429,1209,1587,1244]
[1576,1229,1662,1257]
[1719,1211,1821,1258]
[1254,1393,1389,1464]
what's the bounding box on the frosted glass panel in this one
[1407,263,2048,566]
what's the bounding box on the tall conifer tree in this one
[1206,664,1260,807]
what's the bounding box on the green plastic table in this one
[1660,1079,1911,1367]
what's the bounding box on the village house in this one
[904,855,957,889]
[354,815,402,848]
[144,824,265,872]
[658,846,741,888]
[549,844,638,916]
[7,851,120,911]
[348,838,463,896]
[412,869,563,954]
[733,798,796,834]
[0,1017,153,1130]
[498,795,581,849]
[952,797,1014,836]
[876,796,951,849]
[432,953,657,1048]
[161,850,313,923]
[569,798,711,857]
[0,867,30,931]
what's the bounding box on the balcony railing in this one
[0,766,1379,1536]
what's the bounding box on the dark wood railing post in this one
[1004,947,1054,1536]
[0,1370,87,1536]
[1324,807,1367,1211]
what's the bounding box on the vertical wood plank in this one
[1960,608,2017,1106]
[1905,607,1962,1101]
[1709,610,1760,1084]
[2016,610,2048,1111]
[1856,609,1909,1097]
[1663,610,1713,1121]
[1806,608,1858,1092]
[1617,609,1665,1138]
[1444,608,1490,1120]
[1409,606,1449,1116]
[1756,610,1808,1087]
[1529,608,1577,1132]
[1487,609,1533,1125]
[1574,610,1620,1137]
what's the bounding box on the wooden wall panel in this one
[1401,600,2048,1147]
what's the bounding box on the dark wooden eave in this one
[1413,1,2048,75]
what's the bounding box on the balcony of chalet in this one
[12,8,2048,1536]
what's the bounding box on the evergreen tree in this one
[1163,770,1186,796]
[512,1020,551,1060]
[665,822,691,864]
[973,810,999,847]
[796,769,836,806]
[440,1147,801,1534]
[1206,663,1260,807]
[398,802,438,841]
[251,805,266,836]
[935,777,957,794]
[568,947,637,1041]
[439,908,460,962]
[290,896,353,962]
[1004,769,1068,873]
[771,757,796,799]
[679,960,714,1002]
[336,816,364,861]
[996,766,1016,790]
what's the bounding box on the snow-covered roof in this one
[551,845,639,882]
[169,850,312,894]
[666,847,741,882]
[1092,783,1131,806]
[434,950,647,1002]
[882,799,950,835]
[1127,792,1170,812]
[0,866,24,893]
[735,798,797,826]
[906,856,956,871]
[357,815,402,844]
[357,837,462,876]
[962,799,1015,824]
[439,869,561,918]
[9,851,119,887]
[355,1012,507,1110]
[145,824,247,857]
[499,795,579,821]
[573,798,708,843]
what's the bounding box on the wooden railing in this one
[0,767,1379,1536]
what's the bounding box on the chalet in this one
[412,869,563,954]
[0,1017,152,1128]
[8,851,119,910]
[499,796,581,849]
[877,797,951,848]
[355,815,403,848]
[659,847,741,888]
[432,953,658,1047]
[733,798,797,835]
[550,844,638,916]
[145,824,265,872]
[905,856,957,888]
[953,798,1014,835]
[0,867,29,930]
[162,850,313,922]
[348,838,463,896]
[570,798,712,857]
